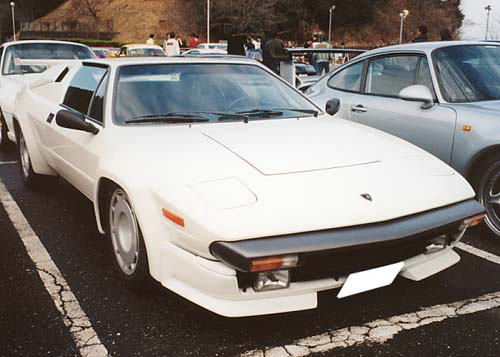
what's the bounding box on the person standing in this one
[189,33,201,48]
[164,32,180,56]
[312,42,332,75]
[412,25,429,42]
[263,31,286,74]
[146,34,155,45]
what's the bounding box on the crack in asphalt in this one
[242,291,500,357]
[0,179,108,357]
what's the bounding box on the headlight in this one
[190,177,257,209]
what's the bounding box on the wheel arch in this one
[465,145,500,184]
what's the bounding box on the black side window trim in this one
[86,71,109,125]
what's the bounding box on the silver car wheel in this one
[109,189,139,276]
[19,132,31,179]
[479,167,500,236]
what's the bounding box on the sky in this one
[461,0,500,39]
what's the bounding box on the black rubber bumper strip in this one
[209,199,485,272]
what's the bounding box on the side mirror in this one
[325,98,341,116]
[56,110,99,134]
[399,85,434,109]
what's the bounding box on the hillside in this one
[32,0,463,45]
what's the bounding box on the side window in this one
[416,57,434,92]
[365,56,418,97]
[88,73,109,123]
[63,65,107,114]
[327,61,364,92]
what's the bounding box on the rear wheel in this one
[475,156,500,238]
[106,186,151,289]
[18,129,53,188]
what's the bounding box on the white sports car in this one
[13,57,484,317]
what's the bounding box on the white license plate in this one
[337,262,404,299]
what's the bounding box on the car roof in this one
[83,56,260,67]
[1,40,90,48]
[358,40,500,58]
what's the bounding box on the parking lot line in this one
[0,161,17,165]
[0,179,108,357]
[456,242,500,265]
[242,290,500,357]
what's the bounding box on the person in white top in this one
[163,32,180,56]
[146,34,155,45]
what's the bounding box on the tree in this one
[70,0,112,38]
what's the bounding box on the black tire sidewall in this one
[474,156,500,239]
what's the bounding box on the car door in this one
[307,60,365,120]
[45,63,108,199]
[350,54,456,164]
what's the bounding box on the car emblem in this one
[361,193,373,202]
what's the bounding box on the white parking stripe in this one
[0,161,17,165]
[242,291,500,357]
[456,242,500,265]
[0,179,108,357]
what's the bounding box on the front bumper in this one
[158,199,483,317]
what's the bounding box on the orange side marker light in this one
[162,208,185,227]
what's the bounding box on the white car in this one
[196,43,228,50]
[13,56,484,317]
[0,40,95,149]
[181,48,228,56]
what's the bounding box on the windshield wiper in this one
[125,113,210,124]
[192,111,250,123]
[236,109,284,118]
[271,108,319,117]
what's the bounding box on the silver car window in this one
[327,61,363,92]
[365,56,418,97]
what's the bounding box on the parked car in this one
[307,41,500,239]
[0,40,95,149]
[181,48,227,56]
[91,47,108,58]
[196,43,228,50]
[12,56,483,316]
[116,44,165,57]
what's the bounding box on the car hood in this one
[200,118,415,175]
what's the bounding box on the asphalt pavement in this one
[2,147,500,357]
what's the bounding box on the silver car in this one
[307,41,500,238]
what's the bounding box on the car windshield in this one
[114,63,318,124]
[434,44,500,103]
[2,43,95,75]
[128,48,165,57]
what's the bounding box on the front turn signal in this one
[162,208,185,227]
[462,213,486,229]
[249,255,299,272]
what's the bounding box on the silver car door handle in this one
[351,105,367,113]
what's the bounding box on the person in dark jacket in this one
[412,25,429,43]
[263,31,286,74]
[227,34,246,56]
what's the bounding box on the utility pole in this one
[329,5,336,45]
[399,9,409,44]
[10,2,16,41]
[485,5,492,41]
[207,0,210,43]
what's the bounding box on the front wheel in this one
[107,187,151,289]
[475,156,500,238]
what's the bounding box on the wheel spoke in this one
[488,192,500,206]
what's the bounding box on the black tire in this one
[473,155,500,239]
[105,185,151,289]
[0,111,11,151]
[17,128,55,189]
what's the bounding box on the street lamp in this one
[10,2,16,42]
[328,5,336,45]
[399,9,409,44]
[207,0,210,43]
[485,5,492,41]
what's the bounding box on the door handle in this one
[46,113,55,123]
[351,105,367,113]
